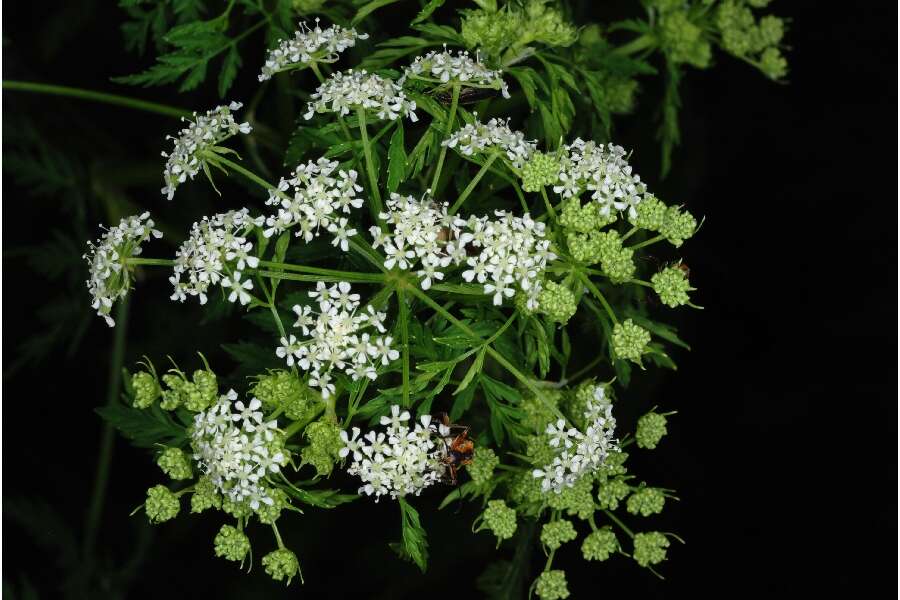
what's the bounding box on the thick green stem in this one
[126,257,384,283]
[603,509,635,538]
[430,83,460,193]
[284,402,326,439]
[580,273,618,324]
[357,108,384,224]
[84,297,129,560]
[613,33,656,56]
[449,153,497,215]
[628,233,666,250]
[3,80,191,118]
[209,154,277,193]
[397,289,411,407]
[540,187,558,222]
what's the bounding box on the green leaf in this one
[454,347,485,395]
[283,487,358,508]
[438,480,479,509]
[96,402,187,449]
[222,341,281,377]
[218,45,241,98]
[411,0,445,24]
[394,498,429,572]
[449,379,477,422]
[387,122,406,193]
[658,59,683,177]
[351,0,402,25]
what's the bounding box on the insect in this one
[436,413,475,485]
[435,86,498,106]
[675,261,691,279]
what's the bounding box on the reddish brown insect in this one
[436,413,474,485]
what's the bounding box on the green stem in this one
[430,83,460,193]
[628,234,666,250]
[126,257,385,283]
[567,353,605,383]
[255,269,381,284]
[449,153,497,215]
[209,154,278,193]
[257,260,384,281]
[3,80,191,118]
[126,257,176,267]
[284,402,326,439]
[613,33,656,56]
[357,108,384,224]
[620,226,639,242]
[629,278,654,289]
[580,273,618,324]
[84,297,129,560]
[397,289,411,407]
[603,509,635,538]
[540,187,558,222]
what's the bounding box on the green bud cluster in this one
[595,450,629,481]
[632,531,670,567]
[612,319,651,364]
[629,195,668,231]
[252,370,318,420]
[596,231,635,284]
[559,198,614,233]
[541,519,577,550]
[291,0,325,14]
[461,0,577,61]
[597,478,631,511]
[302,420,343,477]
[582,527,619,561]
[521,152,560,192]
[222,497,253,519]
[520,388,562,434]
[132,371,160,409]
[262,548,301,585]
[481,499,517,542]
[157,447,192,480]
[636,412,669,449]
[716,0,788,80]
[566,232,604,264]
[469,447,499,486]
[256,488,290,525]
[191,475,221,513]
[460,8,520,59]
[627,486,666,516]
[659,11,712,68]
[547,475,594,520]
[537,281,577,324]
[525,434,557,468]
[651,265,694,307]
[508,471,544,511]
[214,524,250,563]
[145,485,180,524]
[159,369,217,412]
[660,206,697,248]
[534,569,570,600]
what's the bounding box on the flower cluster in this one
[259,20,368,81]
[400,48,510,98]
[342,406,451,501]
[170,208,261,305]
[553,139,647,219]
[84,212,162,326]
[371,195,555,307]
[304,69,417,121]
[278,281,393,397]
[263,157,363,248]
[533,386,619,493]
[443,117,536,169]
[191,389,284,510]
[161,102,252,200]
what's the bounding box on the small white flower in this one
[305,69,417,122]
[222,271,254,305]
[259,20,368,82]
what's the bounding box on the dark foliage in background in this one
[2,1,895,598]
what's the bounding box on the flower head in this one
[443,117,535,169]
[259,20,367,81]
[84,212,162,326]
[400,48,510,98]
[304,69,417,121]
[161,102,251,200]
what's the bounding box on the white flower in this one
[83,212,162,326]
[276,335,301,366]
[161,102,252,200]
[344,405,451,501]
[443,117,536,169]
[551,138,647,219]
[170,208,260,305]
[327,217,357,251]
[400,48,510,99]
[259,20,368,81]
[304,69,417,121]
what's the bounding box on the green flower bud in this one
[759,46,788,80]
[596,231,635,284]
[521,389,562,434]
[534,569,570,600]
[537,281,577,325]
[611,319,651,364]
[636,412,669,450]
[191,476,221,513]
[222,497,253,519]
[515,289,538,316]
[597,478,630,511]
[251,371,318,420]
[660,206,697,247]
[582,527,619,561]
[560,199,615,234]
[145,485,179,524]
[525,434,557,468]
[156,447,192,480]
[469,447,499,486]
[566,232,604,264]
[460,9,520,59]
[480,499,517,542]
[523,0,578,48]
[521,151,561,193]
[757,15,785,46]
[508,470,545,510]
[633,531,670,567]
[185,369,217,412]
[301,421,343,477]
[659,11,712,68]
[214,524,250,563]
[629,195,667,232]
[605,76,639,114]
[262,548,301,585]
[256,488,290,525]
[540,519,577,550]
[748,0,772,7]
[596,450,629,481]
[132,371,160,409]
[651,266,694,307]
[547,475,594,520]
[627,486,667,516]
[160,373,184,410]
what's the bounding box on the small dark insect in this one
[675,261,691,279]
[435,86,498,106]
[436,413,474,485]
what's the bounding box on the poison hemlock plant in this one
[78,0,787,592]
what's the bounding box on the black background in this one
[3,1,896,598]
